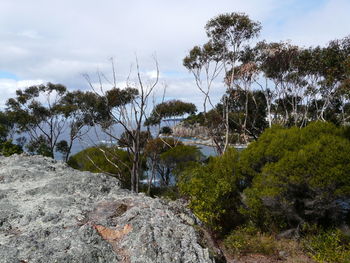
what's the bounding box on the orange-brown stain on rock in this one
[94,224,133,241]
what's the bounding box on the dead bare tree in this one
[82,57,159,192]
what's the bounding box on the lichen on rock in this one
[0,154,214,263]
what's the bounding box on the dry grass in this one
[223,227,315,263]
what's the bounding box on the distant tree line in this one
[183,12,350,153]
[1,11,349,198]
[0,62,197,193]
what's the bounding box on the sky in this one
[0,0,349,110]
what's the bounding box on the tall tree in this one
[6,83,68,158]
[56,90,95,161]
[82,58,159,192]
[184,12,261,153]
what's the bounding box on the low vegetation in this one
[68,146,133,189]
[178,121,350,262]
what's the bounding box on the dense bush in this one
[0,111,22,157]
[240,122,350,230]
[224,224,278,256]
[160,126,172,135]
[26,135,53,157]
[179,121,350,235]
[68,146,133,189]
[0,140,23,156]
[179,148,243,232]
[302,228,350,263]
[238,122,343,186]
[144,138,202,188]
[160,144,203,175]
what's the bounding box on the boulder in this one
[0,154,214,263]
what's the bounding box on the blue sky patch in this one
[264,0,327,29]
[0,71,19,80]
[163,71,187,78]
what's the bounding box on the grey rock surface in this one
[0,154,214,263]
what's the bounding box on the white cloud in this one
[146,70,160,79]
[0,0,348,109]
[17,30,42,39]
[263,0,350,46]
[0,79,45,109]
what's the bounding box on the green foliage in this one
[105,87,138,108]
[303,228,350,263]
[5,83,86,160]
[183,112,205,126]
[0,140,23,157]
[240,122,350,230]
[118,130,151,150]
[26,135,53,157]
[160,144,202,173]
[205,12,261,47]
[68,146,132,189]
[145,138,202,187]
[144,137,178,156]
[160,126,172,135]
[223,89,268,140]
[0,111,14,142]
[56,140,69,157]
[239,122,342,186]
[224,224,278,256]
[179,148,242,232]
[146,100,197,126]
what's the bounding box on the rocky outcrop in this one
[172,123,210,139]
[0,154,215,263]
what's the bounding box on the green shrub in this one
[239,121,342,187]
[68,146,133,189]
[179,148,242,232]
[160,144,203,176]
[145,138,202,187]
[303,228,350,263]
[26,135,53,157]
[0,140,23,156]
[160,126,172,135]
[240,122,350,230]
[224,224,278,256]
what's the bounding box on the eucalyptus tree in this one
[316,37,350,123]
[286,37,350,125]
[144,137,177,195]
[293,46,325,124]
[57,90,96,161]
[145,99,197,133]
[220,88,267,142]
[0,110,23,156]
[205,12,261,90]
[223,61,265,142]
[6,83,69,158]
[183,12,261,153]
[253,41,309,126]
[6,83,93,160]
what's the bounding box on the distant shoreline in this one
[159,135,248,149]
